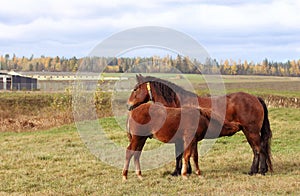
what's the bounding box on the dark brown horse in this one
[127,74,272,176]
[123,102,241,180]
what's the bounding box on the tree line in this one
[1,54,300,76]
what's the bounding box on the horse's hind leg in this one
[249,146,260,175]
[259,151,268,175]
[243,130,261,175]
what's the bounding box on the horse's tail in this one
[258,97,273,172]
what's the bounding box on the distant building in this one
[1,71,128,91]
[0,71,37,91]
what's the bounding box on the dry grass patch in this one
[0,108,299,195]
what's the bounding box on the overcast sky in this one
[0,0,299,62]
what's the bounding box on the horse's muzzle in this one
[127,104,134,111]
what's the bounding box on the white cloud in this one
[0,0,299,61]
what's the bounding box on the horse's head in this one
[127,74,190,111]
[127,75,152,111]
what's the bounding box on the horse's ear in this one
[136,74,144,83]
[136,74,140,82]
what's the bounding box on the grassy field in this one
[0,107,299,195]
[1,75,300,195]
[104,73,300,97]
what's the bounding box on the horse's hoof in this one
[195,170,201,176]
[137,175,143,180]
[122,176,127,182]
[171,171,180,176]
[256,173,265,177]
[259,168,268,175]
[182,175,188,180]
[248,171,258,176]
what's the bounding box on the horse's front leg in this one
[191,141,201,177]
[133,151,143,180]
[181,137,193,179]
[172,140,192,176]
[123,148,134,181]
[181,152,191,180]
[123,136,147,180]
[172,141,183,176]
[133,136,147,180]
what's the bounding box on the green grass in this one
[1,108,299,195]
[1,75,299,194]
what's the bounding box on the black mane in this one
[140,76,198,104]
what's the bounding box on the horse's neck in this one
[155,96,178,107]
[152,89,179,107]
[152,87,212,108]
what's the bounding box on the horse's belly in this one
[152,125,180,143]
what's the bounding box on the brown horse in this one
[122,102,241,180]
[127,74,272,176]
